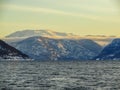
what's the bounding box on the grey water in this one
[0,61,120,90]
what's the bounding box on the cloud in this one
[65,0,118,13]
[0,4,104,20]
[1,4,120,23]
[79,5,118,14]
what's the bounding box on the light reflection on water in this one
[0,61,120,90]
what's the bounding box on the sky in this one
[0,0,120,37]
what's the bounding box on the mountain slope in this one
[78,39,102,54]
[11,36,102,60]
[95,38,120,60]
[0,40,29,60]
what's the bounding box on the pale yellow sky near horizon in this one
[0,0,120,37]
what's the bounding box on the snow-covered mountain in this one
[95,38,120,60]
[6,29,76,38]
[11,36,102,60]
[0,40,29,61]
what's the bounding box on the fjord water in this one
[0,61,120,90]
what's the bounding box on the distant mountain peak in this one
[6,29,77,39]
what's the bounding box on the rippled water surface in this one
[0,61,120,90]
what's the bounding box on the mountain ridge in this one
[5,29,116,46]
